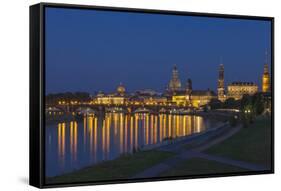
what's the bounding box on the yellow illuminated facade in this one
[96,96,125,105]
[166,66,216,108]
[94,83,127,105]
[172,95,189,106]
[143,96,167,105]
[262,64,270,93]
[190,92,215,108]
[227,82,258,100]
[172,90,215,108]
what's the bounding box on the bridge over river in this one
[46,103,196,115]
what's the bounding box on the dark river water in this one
[45,112,219,177]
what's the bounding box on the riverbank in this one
[139,121,228,152]
[46,150,174,184]
[47,115,271,183]
[45,109,233,124]
[46,115,234,184]
[206,115,272,167]
[195,110,238,123]
[157,115,271,176]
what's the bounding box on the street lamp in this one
[245,109,251,114]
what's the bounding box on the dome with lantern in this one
[116,83,126,95]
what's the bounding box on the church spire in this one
[186,78,192,95]
[168,65,182,92]
[264,51,269,74]
[262,51,270,93]
[217,60,226,102]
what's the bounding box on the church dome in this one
[117,83,126,94]
[168,65,182,91]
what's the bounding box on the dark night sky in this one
[45,7,271,94]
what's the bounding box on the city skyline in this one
[45,7,271,94]
[40,5,273,185]
[45,62,270,95]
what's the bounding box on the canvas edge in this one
[29,2,275,189]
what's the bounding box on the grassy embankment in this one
[47,150,174,184]
[206,115,272,167]
[160,116,272,176]
[160,158,247,177]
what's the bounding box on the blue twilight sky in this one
[45,7,271,94]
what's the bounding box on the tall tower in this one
[168,65,182,92]
[217,64,226,102]
[186,78,192,95]
[262,53,270,93]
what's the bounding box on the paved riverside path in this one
[131,125,268,179]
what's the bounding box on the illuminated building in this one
[172,95,188,106]
[261,53,271,112]
[130,92,167,105]
[262,63,270,93]
[117,82,126,96]
[143,96,167,105]
[89,65,218,108]
[94,84,127,105]
[172,89,216,108]
[227,82,258,100]
[165,66,216,108]
[167,65,182,92]
[96,96,125,105]
[135,89,158,96]
[171,77,216,107]
[190,90,216,108]
[217,64,226,102]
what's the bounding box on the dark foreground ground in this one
[46,115,272,185]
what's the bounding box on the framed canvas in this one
[30,2,274,188]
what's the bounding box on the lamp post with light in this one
[242,105,254,127]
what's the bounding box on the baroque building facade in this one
[167,66,216,108]
[227,82,258,100]
[95,83,127,105]
[217,63,262,101]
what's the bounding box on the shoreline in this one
[46,119,231,179]
[45,110,233,125]
[137,121,229,152]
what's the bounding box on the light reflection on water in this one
[46,113,214,177]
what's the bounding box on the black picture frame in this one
[30,2,274,188]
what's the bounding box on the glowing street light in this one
[244,109,251,114]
